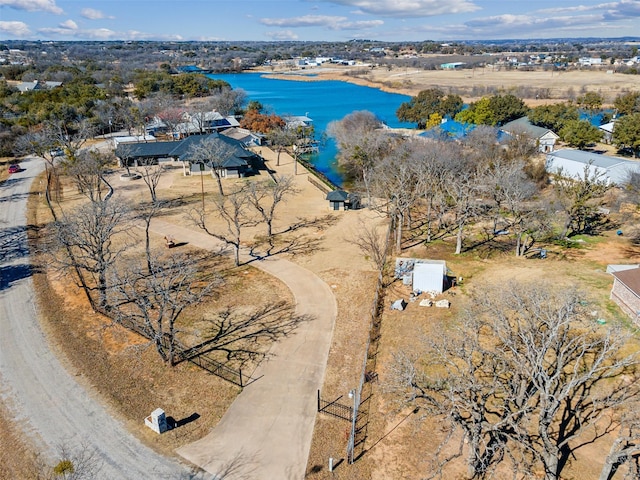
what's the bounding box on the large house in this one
[500,116,559,153]
[114,132,258,178]
[546,149,640,185]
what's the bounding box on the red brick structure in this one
[610,268,640,323]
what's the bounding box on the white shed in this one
[546,149,640,186]
[412,260,447,294]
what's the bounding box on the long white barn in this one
[546,149,640,185]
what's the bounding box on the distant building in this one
[579,57,603,66]
[440,62,466,69]
[14,80,62,93]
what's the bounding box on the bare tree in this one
[412,140,457,244]
[14,130,61,214]
[209,87,246,117]
[136,200,169,274]
[444,154,483,254]
[193,185,256,266]
[186,135,239,196]
[52,200,131,311]
[267,127,297,167]
[481,157,541,255]
[49,441,103,480]
[386,281,640,480]
[63,149,114,203]
[600,404,640,480]
[111,253,219,365]
[327,110,392,206]
[244,175,298,238]
[553,164,612,238]
[187,96,230,135]
[348,217,389,273]
[135,160,166,203]
[47,118,94,165]
[370,140,423,251]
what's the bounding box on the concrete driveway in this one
[0,157,196,479]
[150,220,338,480]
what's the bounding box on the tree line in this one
[329,110,640,479]
[396,88,640,156]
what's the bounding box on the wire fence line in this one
[347,220,393,464]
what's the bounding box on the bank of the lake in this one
[207,72,414,186]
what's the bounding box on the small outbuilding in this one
[412,260,447,294]
[395,258,448,294]
[326,190,359,210]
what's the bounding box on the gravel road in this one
[0,157,198,479]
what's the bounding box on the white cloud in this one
[463,13,613,37]
[0,0,62,14]
[261,15,347,27]
[329,19,384,30]
[59,19,77,30]
[80,8,113,20]
[317,0,480,17]
[265,29,299,40]
[0,20,31,37]
[604,0,640,18]
[261,14,383,31]
[35,25,184,41]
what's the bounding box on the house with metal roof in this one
[546,149,640,185]
[114,132,257,178]
[500,116,559,153]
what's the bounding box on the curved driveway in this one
[0,157,194,479]
[151,220,338,480]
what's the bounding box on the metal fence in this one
[112,315,247,387]
[347,221,392,464]
[317,390,353,422]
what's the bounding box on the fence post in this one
[317,389,320,412]
[239,368,243,388]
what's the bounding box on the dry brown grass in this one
[23,163,301,461]
[0,400,44,479]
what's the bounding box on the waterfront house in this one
[115,132,255,178]
[500,116,559,153]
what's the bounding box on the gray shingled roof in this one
[500,116,557,139]
[115,133,253,167]
[326,190,349,201]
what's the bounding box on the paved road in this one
[152,220,338,480]
[0,157,197,479]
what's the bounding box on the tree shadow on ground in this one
[180,301,313,368]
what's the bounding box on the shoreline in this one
[250,67,418,97]
[248,65,636,106]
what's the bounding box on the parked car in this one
[8,164,21,174]
[50,148,64,157]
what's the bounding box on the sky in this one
[1,0,640,43]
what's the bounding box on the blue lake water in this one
[208,73,414,186]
